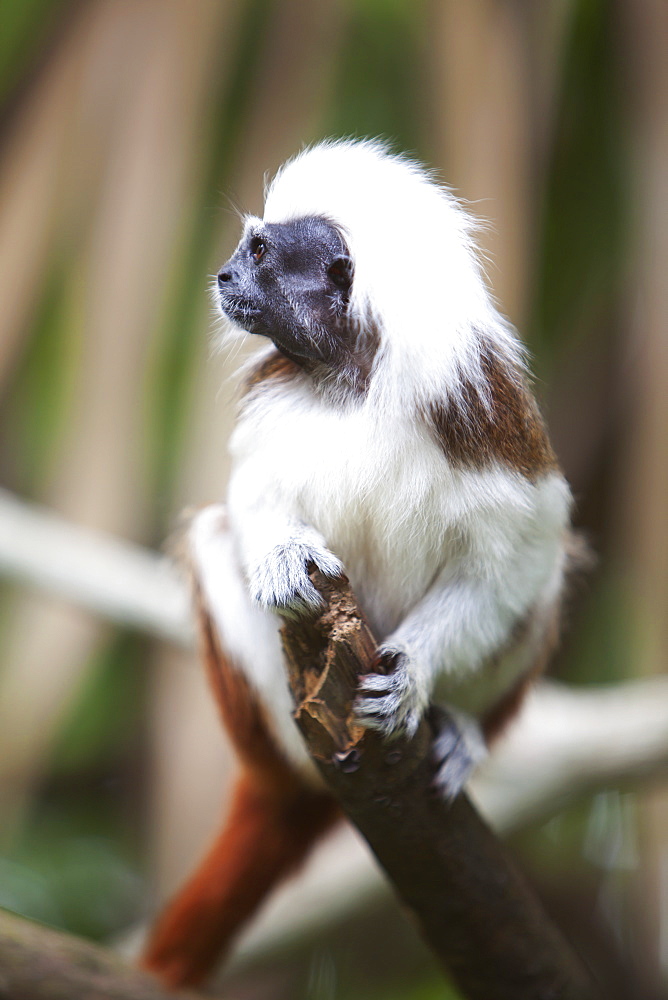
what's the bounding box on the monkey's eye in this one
[250,238,267,263]
[327,255,353,290]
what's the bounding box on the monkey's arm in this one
[355,471,570,781]
[227,462,344,617]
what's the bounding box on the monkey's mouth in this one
[219,295,262,328]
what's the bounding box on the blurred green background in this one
[0,1,666,998]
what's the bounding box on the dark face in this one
[217,216,353,365]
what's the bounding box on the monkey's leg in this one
[140,769,339,989]
[429,706,487,800]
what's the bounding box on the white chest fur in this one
[195,372,570,778]
[229,384,450,632]
[226,378,570,645]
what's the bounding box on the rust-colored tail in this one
[140,770,339,988]
[141,572,339,988]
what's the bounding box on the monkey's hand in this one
[354,645,428,739]
[249,537,344,619]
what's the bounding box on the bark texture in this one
[281,569,599,1000]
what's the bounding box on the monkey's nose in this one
[217,268,233,288]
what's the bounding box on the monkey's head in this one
[217,139,521,400]
[217,215,353,367]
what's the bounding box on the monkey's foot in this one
[354,647,426,738]
[250,541,344,619]
[429,707,487,800]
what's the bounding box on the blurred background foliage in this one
[0,1,666,998]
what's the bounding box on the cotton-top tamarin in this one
[142,139,573,988]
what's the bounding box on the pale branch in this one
[472,676,668,830]
[2,492,668,979]
[0,484,665,815]
[280,570,599,1000]
[0,908,206,1000]
[0,488,192,645]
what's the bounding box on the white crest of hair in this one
[262,137,523,409]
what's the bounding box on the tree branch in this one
[2,492,667,984]
[0,908,206,1000]
[473,676,668,829]
[0,488,191,644]
[231,669,668,965]
[280,569,599,1000]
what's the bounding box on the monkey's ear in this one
[327,255,353,290]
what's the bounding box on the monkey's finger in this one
[355,692,400,716]
[275,586,326,619]
[306,549,346,580]
[357,672,396,695]
[354,699,421,739]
